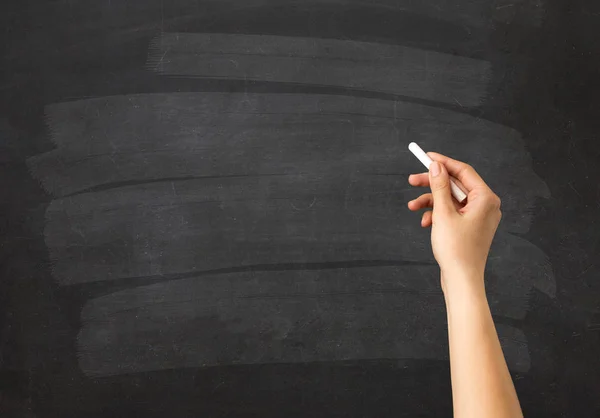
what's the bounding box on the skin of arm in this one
[408,153,523,418]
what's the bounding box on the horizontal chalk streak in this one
[147,33,491,106]
[35,93,468,149]
[44,190,431,285]
[80,266,441,317]
[76,269,530,377]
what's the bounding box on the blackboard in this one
[1,1,599,416]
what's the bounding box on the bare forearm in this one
[444,273,523,418]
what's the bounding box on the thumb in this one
[429,161,454,214]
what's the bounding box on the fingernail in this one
[430,162,441,177]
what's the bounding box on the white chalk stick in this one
[408,142,468,203]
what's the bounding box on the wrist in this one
[441,268,486,305]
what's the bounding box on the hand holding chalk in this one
[408,142,467,203]
[407,150,503,287]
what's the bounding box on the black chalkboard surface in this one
[1,1,599,417]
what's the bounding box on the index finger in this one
[427,152,489,192]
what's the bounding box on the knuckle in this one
[491,194,502,209]
[463,163,476,175]
[483,192,501,210]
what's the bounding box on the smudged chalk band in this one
[147,33,491,107]
[77,268,531,377]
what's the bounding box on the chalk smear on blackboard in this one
[147,33,491,107]
[77,267,531,377]
[27,36,552,378]
[29,89,552,376]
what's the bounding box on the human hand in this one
[407,153,502,293]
